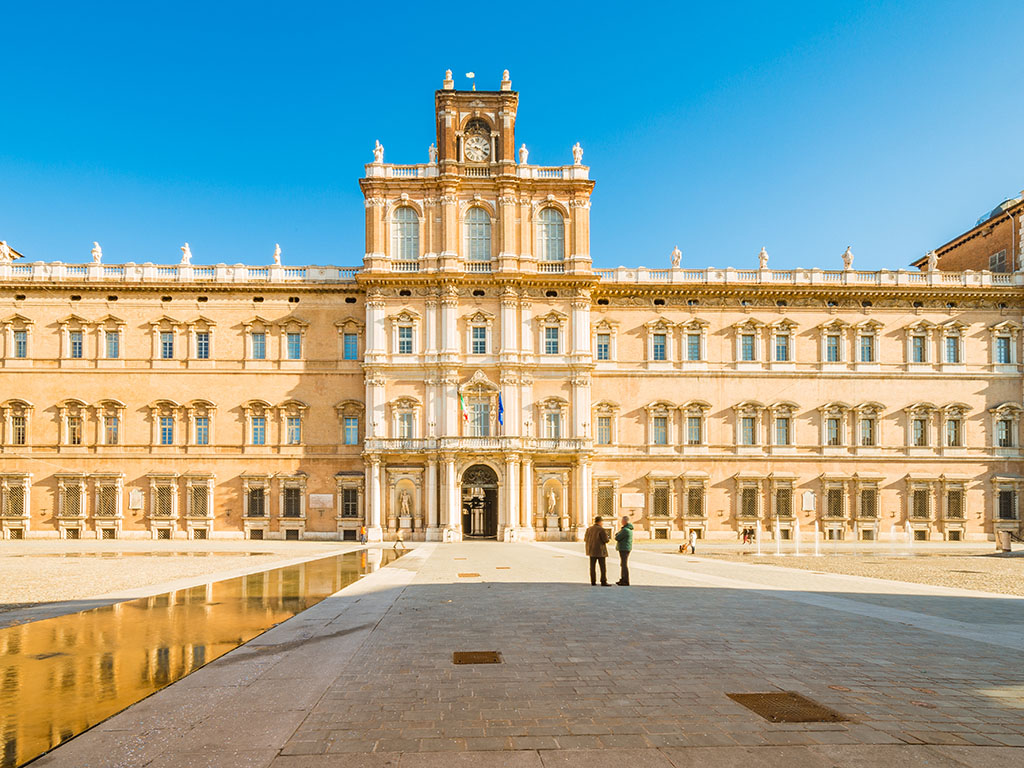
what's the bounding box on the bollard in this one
[997,530,1011,552]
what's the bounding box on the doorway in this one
[461,464,498,539]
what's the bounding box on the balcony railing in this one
[0,262,361,284]
[538,262,565,273]
[591,266,1023,288]
[391,261,420,273]
[363,436,591,452]
[466,261,492,273]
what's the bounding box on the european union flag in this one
[498,393,504,426]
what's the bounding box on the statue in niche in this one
[572,142,583,165]
[841,246,854,271]
[373,140,384,164]
[91,241,103,263]
[180,242,192,264]
[926,250,938,272]
[428,143,438,164]
[670,246,681,268]
[399,490,411,516]
[519,144,529,165]
[758,246,769,269]
[547,488,557,515]
[273,243,282,265]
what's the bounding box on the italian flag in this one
[459,394,469,422]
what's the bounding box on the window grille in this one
[153,485,173,517]
[283,487,302,518]
[597,486,614,519]
[825,488,844,518]
[946,489,964,519]
[652,486,670,517]
[911,489,930,519]
[860,488,878,518]
[687,486,705,517]
[190,485,210,517]
[775,487,792,517]
[998,489,1016,520]
[61,484,82,517]
[1,485,25,517]
[740,487,758,518]
[341,488,359,518]
[247,487,266,517]
[96,485,119,517]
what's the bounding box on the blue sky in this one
[1,1,1022,270]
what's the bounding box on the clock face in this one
[465,135,490,162]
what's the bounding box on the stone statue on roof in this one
[273,243,282,265]
[91,242,103,263]
[373,140,384,164]
[0,241,10,262]
[572,142,583,165]
[519,144,529,165]
[926,250,938,272]
[841,246,854,271]
[180,242,192,265]
[758,246,769,269]
[428,143,437,164]
[670,246,682,268]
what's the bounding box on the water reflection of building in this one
[0,72,1022,545]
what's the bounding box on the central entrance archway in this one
[461,464,498,539]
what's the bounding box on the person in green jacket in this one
[615,515,633,586]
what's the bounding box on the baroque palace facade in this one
[1,71,1023,543]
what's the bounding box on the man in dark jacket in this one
[584,516,611,586]
[615,515,633,586]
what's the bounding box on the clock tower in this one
[434,69,518,170]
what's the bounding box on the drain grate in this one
[457,572,480,578]
[496,566,510,570]
[727,692,847,723]
[453,651,502,665]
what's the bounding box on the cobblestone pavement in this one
[37,541,1024,767]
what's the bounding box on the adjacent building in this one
[1,71,1021,543]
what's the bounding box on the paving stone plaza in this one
[35,542,1024,768]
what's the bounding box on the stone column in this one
[367,456,383,541]
[576,458,592,538]
[521,458,533,530]
[503,455,519,538]
[440,285,458,358]
[426,458,439,540]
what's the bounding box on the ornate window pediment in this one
[991,402,1023,415]
[645,317,673,332]
[771,318,798,331]
[243,315,275,329]
[820,401,850,414]
[989,320,1021,334]
[905,401,936,415]
[734,318,764,331]
[769,400,799,415]
[244,399,272,416]
[465,310,494,326]
[459,370,499,394]
[680,399,711,413]
[942,402,969,418]
[278,399,308,416]
[593,400,619,415]
[820,319,849,332]
[59,313,89,328]
[906,319,936,334]
[940,319,968,332]
[645,400,675,417]
[279,315,309,331]
[149,315,181,328]
[3,314,33,327]
[537,309,568,326]
[733,400,765,414]
[855,319,883,331]
[335,399,364,417]
[186,315,216,329]
[389,308,422,325]
[855,401,885,416]
[335,317,365,332]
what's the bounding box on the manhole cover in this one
[457,573,480,578]
[453,651,502,665]
[496,566,510,570]
[727,692,847,723]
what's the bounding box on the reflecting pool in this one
[0,548,400,767]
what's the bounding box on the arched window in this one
[392,207,419,261]
[464,208,491,262]
[537,208,565,262]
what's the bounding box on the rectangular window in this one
[990,249,1007,273]
[341,488,359,518]
[159,416,174,446]
[826,487,844,518]
[652,486,670,517]
[912,418,927,447]
[471,326,487,355]
[827,417,841,446]
[68,417,82,446]
[911,335,926,363]
[398,413,414,439]
[283,487,302,517]
[652,333,667,361]
[860,488,878,518]
[343,333,358,360]
[286,332,302,360]
[775,334,790,362]
[912,489,930,519]
[740,416,756,445]
[160,331,174,360]
[195,417,209,446]
[775,417,790,446]
[995,336,1011,364]
[998,489,1016,520]
[596,333,610,361]
[397,326,413,355]
[69,330,83,359]
[11,416,26,445]
[687,416,702,445]
[687,486,705,517]
[597,485,615,519]
[859,335,874,363]
[105,416,119,445]
[544,327,560,355]
[687,333,701,361]
[740,333,755,361]
[826,334,840,362]
[468,401,490,437]
[286,417,301,445]
[652,416,668,445]
[860,418,876,446]
[997,418,1013,447]
[945,336,960,363]
[946,418,962,447]
[544,412,561,439]
[946,489,964,519]
[13,330,27,359]
[247,487,266,517]
[196,332,210,359]
[105,330,120,359]
[740,487,758,517]
[251,332,266,360]
[251,417,266,445]
[343,417,359,445]
[775,487,793,517]
[596,416,612,445]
